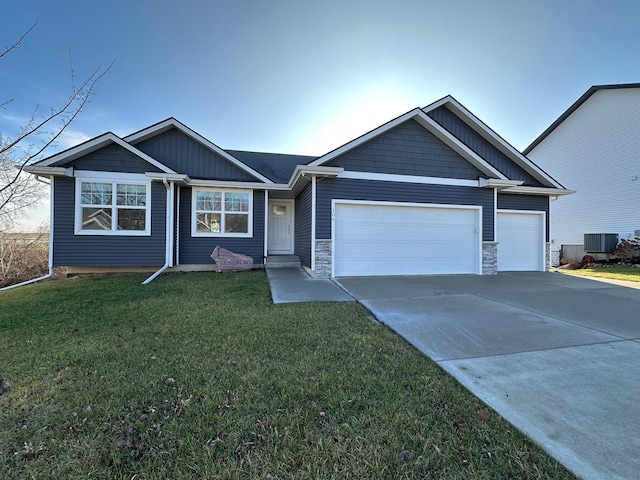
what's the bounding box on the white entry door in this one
[268,200,294,254]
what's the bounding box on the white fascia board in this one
[339,171,478,187]
[24,165,73,177]
[145,172,191,185]
[426,96,565,189]
[125,118,274,184]
[188,179,289,191]
[502,186,575,196]
[288,165,343,185]
[479,178,524,189]
[35,132,177,174]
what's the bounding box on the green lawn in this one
[0,272,575,479]
[555,265,640,282]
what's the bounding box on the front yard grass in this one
[554,265,640,282]
[0,271,575,479]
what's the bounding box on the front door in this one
[268,200,294,254]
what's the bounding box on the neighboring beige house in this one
[525,83,640,263]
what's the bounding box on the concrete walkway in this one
[336,272,640,480]
[266,267,353,304]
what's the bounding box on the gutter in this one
[142,177,175,285]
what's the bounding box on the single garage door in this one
[333,202,480,277]
[497,211,544,271]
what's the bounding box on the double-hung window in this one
[75,175,151,235]
[192,188,252,237]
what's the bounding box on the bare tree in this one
[0,21,111,231]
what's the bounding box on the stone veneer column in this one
[314,239,332,278]
[482,241,498,275]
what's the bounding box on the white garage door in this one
[333,202,480,277]
[497,211,544,271]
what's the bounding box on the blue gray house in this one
[26,96,571,280]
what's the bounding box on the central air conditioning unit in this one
[584,233,618,253]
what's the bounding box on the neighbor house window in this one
[192,188,252,237]
[75,176,151,235]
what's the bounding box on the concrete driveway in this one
[336,272,640,480]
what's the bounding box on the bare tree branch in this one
[0,21,37,60]
[0,22,111,231]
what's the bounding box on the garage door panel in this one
[497,212,543,271]
[334,203,480,277]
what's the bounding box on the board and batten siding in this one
[51,143,163,174]
[527,88,640,245]
[315,178,495,242]
[497,194,550,242]
[133,128,257,181]
[325,119,484,180]
[428,106,544,187]
[294,182,312,268]
[52,177,166,266]
[178,187,265,265]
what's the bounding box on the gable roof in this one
[309,106,508,179]
[124,118,274,184]
[32,132,177,174]
[524,83,640,155]
[424,96,564,189]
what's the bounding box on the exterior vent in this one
[584,233,618,253]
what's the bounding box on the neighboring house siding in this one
[52,143,162,174]
[134,128,257,181]
[178,187,265,264]
[527,88,640,245]
[294,183,312,268]
[325,119,484,180]
[498,194,550,242]
[52,177,166,266]
[316,178,495,241]
[428,106,544,187]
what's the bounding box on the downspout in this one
[1,176,55,291]
[143,178,174,285]
[311,175,316,273]
[263,190,269,263]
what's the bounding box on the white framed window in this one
[74,173,151,236]
[192,188,252,237]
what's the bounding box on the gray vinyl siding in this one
[134,128,258,181]
[498,194,550,241]
[325,120,484,180]
[178,187,265,264]
[316,178,495,241]
[52,177,166,266]
[428,106,545,187]
[294,183,312,268]
[52,143,162,174]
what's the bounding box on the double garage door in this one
[333,202,544,277]
[333,202,481,277]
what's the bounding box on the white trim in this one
[496,209,547,271]
[36,132,176,174]
[49,178,54,269]
[338,170,479,187]
[424,96,565,189]
[493,188,498,242]
[331,199,483,277]
[311,176,317,272]
[24,165,73,177]
[74,175,152,236]
[168,181,175,267]
[479,178,524,189]
[503,186,574,196]
[309,108,507,179]
[190,187,253,238]
[124,118,274,184]
[264,191,269,260]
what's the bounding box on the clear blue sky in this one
[3,0,640,226]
